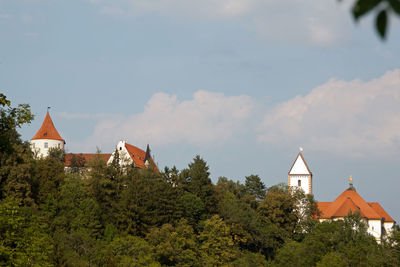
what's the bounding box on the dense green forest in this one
[1,93,400,266]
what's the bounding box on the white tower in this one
[288,149,312,194]
[30,111,65,157]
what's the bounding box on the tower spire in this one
[348,175,355,191]
[144,144,151,166]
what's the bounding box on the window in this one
[120,147,122,150]
[58,143,60,148]
[44,142,48,148]
[298,180,301,186]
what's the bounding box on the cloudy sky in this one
[2,0,400,221]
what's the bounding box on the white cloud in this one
[90,0,353,46]
[68,69,400,158]
[88,90,255,147]
[257,69,400,158]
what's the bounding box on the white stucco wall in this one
[31,139,64,158]
[383,222,394,237]
[107,140,133,167]
[367,220,382,242]
[289,175,311,194]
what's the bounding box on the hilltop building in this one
[317,180,395,242]
[31,112,156,170]
[107,141,157,170]
[287,150,395,242]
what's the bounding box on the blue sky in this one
[1,0,400,221]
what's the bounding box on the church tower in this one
[288,149,312,195]
[31,111,65,157]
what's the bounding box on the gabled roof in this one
[64,153,111,167]
[332,197,366,218]
[124,143,158,171]
[31,112,65,142]
[125,143,147,168]
[288,152,312,175]
[317,188,394,222]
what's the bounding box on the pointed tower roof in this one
[288,152,312,175]
[144,144,151,163]
[31,112,65,143]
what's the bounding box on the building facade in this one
[287,150,395,242]
[317,182,395,243]
[288,150,312,195]
[31,112,156,170]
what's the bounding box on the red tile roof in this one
[31,112,65,142]
[125,143,147,168]
[124,143,158,172]
[64,153,111,167]
[317,189,395,222]
[317,202,331,217]
[333,197,366,218]
[368,202,395,223]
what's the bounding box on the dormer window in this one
[298,180,301,186]
[43,132,47,136]
[44,142,48,148]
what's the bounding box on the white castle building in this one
[31,112,156,170]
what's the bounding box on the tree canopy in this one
[0,94,399,266]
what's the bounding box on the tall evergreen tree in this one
[181,156,217,214]
[244,174,266,201]
[117,168,182,236]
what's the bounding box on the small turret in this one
[30,110,65,157]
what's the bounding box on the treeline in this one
[1,94,400,266]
